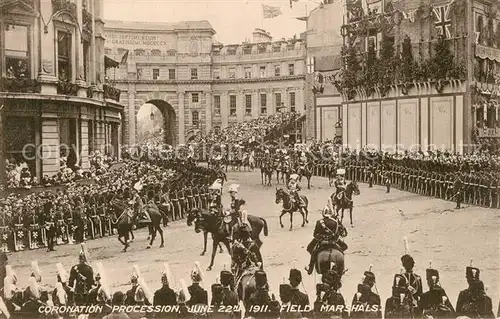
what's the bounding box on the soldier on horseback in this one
[298,152,308,173]
[287,174,304,207]
[305,200,348,275]
[334,169,347,199]
[231,224,263,281]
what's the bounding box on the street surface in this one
[9,170,500,310]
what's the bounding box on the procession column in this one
[178,91,186,144]
[205,91,212,133]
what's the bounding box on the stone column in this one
[252,91,259,118]
[178,91,185,144]
[38,0,58,94]
[127,88,136,146]
[80,119,90,170]
[205,91,212,133]
[41,112,60,177]
[75,0,86,96]
[221,92,229,129]
[237,91,244,122]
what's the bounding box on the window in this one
[192,93,199,103]
[260,66,266,78]
[57,31,72,81]
[213,69,220,79]
[245,94,252,115]
[260,93,267,114]
[288,63,294,75]
[229,95,237,116]
[228,48,237,55]
[151,49,161,56]
[244,67,252,79]
[153,68,160,80]
[273,45,281,53]
[275,92,282,107]
[243,46,252,54]
[167,49,177,56]
[229,67,236,79]
[214,95,221,115]
[477,15,484,44]
[4,25,30,79]
[258,45,266,54]
[168,69,175,80]
[134,49,145,56]
[191,68,198,80]
[136,68,143,79]
[274,65,280,76]
[83,41,90,81]
[289,92,296,112]
[192,111,199,127]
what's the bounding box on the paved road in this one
[10,170,500,313]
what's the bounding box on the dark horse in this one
[275,188,309,230]
[314,220,348,276]
[187,207,268,271]
[296,163,313,189]
[113,200,165,252]
[330,181,360,227]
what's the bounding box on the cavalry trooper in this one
[288,268,309,308]
[384,274,414,319]
[314,266,347,318]
[53,263,72,306]
[287,174,305,207]
[228,183,239,209]
[455,265,495,318]
[231,223,263,277]
[400,253,423,316]
[153,263,177,306]
[68,243,94,306]
[187,262,208,306]
[334,168,347,198]
[305,199,347,275]
[420,264,454,318]
[125,264,148,306]
[350,267,382,318]
[247,270,272,319]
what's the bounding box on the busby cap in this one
[289,268,302,283]
[279,283,292,295]
[220,270,233,286]
[56,263,68,283]
[79,243,90,264]
[255,270,267,288]
[363,271,376,284]
[393,274,407,288]
[401,254,414,265]
[426,268,440,282]
[30,260,42,283]
[466,266,480,280]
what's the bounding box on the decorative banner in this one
[262,4,283,19]
[433,4,452,38]
[475,44,500,62]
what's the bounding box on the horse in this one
[237,269,258,309]
[327,164,337,187]
[187,208,268,271]
[276,161,290,184]
[297,163,313,189]
[330,181,360,226]
[275,188,309,230]
[186,207,224,256]
[260,161,273,186]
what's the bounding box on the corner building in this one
[0,0,124,183]
[104,21,306,146]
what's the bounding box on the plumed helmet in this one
[426,268,439,283]
[137,277,153,303]
[131,264,141,283]
[79,243,90,264]
[161,263,173,286]
[219,270,233,287]
[228,184,240,193]
[466,266,480,280]
[190,261,204,283]
[56,263,68,283]
[27,277,40,299]
[96,262,111,301]
[255,270,267,288]
[30,260,42,283]
[55,282,67,305]
[401,254,414,266]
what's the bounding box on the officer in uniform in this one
[350,267,382,318]
[384,274,413,319]
[68,243,94,306]
[43,202,56,252]
[125,264,149,306]
[453,174,463,209]
[247,270,272,319]
[231,223,263,278]
[334,169,347,198]
[420,265,454,318]
[53,263,72,306]
[288,268,309,309]
[187,261,208,306]
[456,265,495,318]
[287,174,303,207]
[400,253,423,316]
[305,200,347,275]
[153,263,177,306]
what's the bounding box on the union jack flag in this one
[433,5,452,38]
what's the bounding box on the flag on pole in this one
[120,50,129,65]
[262,4,282,19]
[290,0,299,9]
[306,56,315,74]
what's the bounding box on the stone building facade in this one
[0,0,124,184]
[104,22,306,146]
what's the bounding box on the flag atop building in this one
[262,4,283,19]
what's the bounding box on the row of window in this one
[475,15,500,48]
[138,64,295,80]
[3,24,90,83]
[212,92,296,117]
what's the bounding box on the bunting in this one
[262,4,282,19]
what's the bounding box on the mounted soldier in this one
[3,265,22,314]
[334,168,347,198]
[313,266,347,318]
[125,264,153,307]
[305,199,347,275]
[297,152,308,175]
[350,266,382,318]
[208,179,223,215]
[287,174,305,207]
[68,243,94,306]
[420,264,455,318]
[53,263,72,307]
[455,264,495,318]
[187,262,208,306]
[231,224,263,282]
[153,263,178,306]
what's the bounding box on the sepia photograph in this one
[0,0,499,318]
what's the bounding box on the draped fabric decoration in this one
[392,0,457,27]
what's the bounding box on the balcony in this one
[103,84,121,102]
[0,77,40,93]
[57,80,79,96]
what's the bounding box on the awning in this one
[105,55,120,69]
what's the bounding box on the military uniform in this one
[456,266,495,318]
[153,264,177,306]
[350,270,381,318]
[187,262,208,306]
[420,268,454,318]
[384,274,414,319]
[68,244,94,306]
[400,254,423,316]
[247,271,273,319]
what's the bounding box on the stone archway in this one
[141,99,177,146]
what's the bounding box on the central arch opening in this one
[137,100,176,146]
